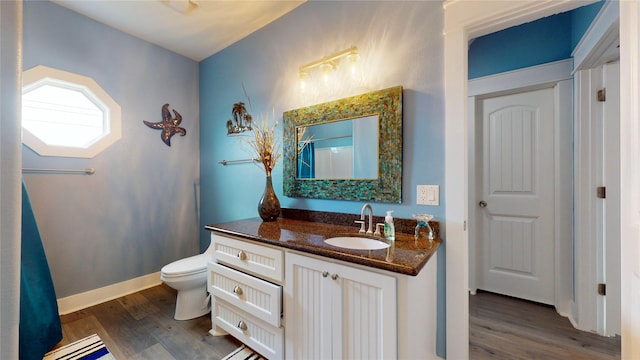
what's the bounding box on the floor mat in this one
[221,344,265,360]
[43,334,114,360]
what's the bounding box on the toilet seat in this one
[161,254,208,278]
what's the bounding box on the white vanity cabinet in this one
[284,252,397,360]
[207,229,439,360]
[208,234,284,359]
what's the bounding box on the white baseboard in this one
[57,272,162,315]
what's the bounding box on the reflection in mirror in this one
[283,86,403,203]
[296,115,379,179]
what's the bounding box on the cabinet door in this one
[285,252,397,360]
[331,260,397,360]
[284,253,333,360]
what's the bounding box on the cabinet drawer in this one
[211,234,283,283]
[213,300,283,360]
[209,262,281,327]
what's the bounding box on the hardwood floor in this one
[56,285,621,359]
[54,284,241,359]
[470,290,621,359]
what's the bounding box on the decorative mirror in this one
[283,86,402,203]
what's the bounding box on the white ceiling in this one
[51,0,305,62]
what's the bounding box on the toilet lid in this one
[161,254,208,277]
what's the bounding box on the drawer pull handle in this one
[236,250,247,260]
[233,286,243,296]
[237,320,248,331]
[331,273,339,280]
[322,271,329,278]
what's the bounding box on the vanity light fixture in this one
[298,46,358,89]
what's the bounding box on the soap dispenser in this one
[384,211,395,242]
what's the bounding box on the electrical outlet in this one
[417,185,439,206]
[417,185,429,205]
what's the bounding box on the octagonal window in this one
[22,66,121,158]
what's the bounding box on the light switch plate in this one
[417,185,439,206]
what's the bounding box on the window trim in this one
[22,65,121,158]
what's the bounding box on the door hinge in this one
[597,186,606,199]
[598,283,606,296]
[597,88,606,102]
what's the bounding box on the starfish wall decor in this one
[143,104,186,146]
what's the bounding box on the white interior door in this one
[603,62,621,336]
[477,87,555,305]
[574,62,621,335]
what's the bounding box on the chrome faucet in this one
[358,203,374,235]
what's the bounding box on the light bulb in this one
[320,62,334,84]
[347,52,359,77]
[298,71,308,91]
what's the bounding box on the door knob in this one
[479,201,487,208]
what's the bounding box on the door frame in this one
[443,1,605,358]
[467,59,574,318]
[0,1,23,359]
[619,1,639,357]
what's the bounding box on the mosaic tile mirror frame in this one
[283,86,403,203]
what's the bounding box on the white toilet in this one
[160,244,213,320]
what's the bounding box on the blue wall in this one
[468,13,573,79]
[199,0,445,237]
[468,1,605,79]
[23,1,200,298]
[571,1,606,49]
[199,1,446,355]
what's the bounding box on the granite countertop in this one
[205,217,441,276]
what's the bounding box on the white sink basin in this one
[324,236,390,250]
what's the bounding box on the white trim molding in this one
[57,272,162,315]
[21,65,122,158]
[572,0,620,72]
[468,59,573,97]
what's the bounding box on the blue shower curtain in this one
[297,142,315,178]
[19,181,62,359]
